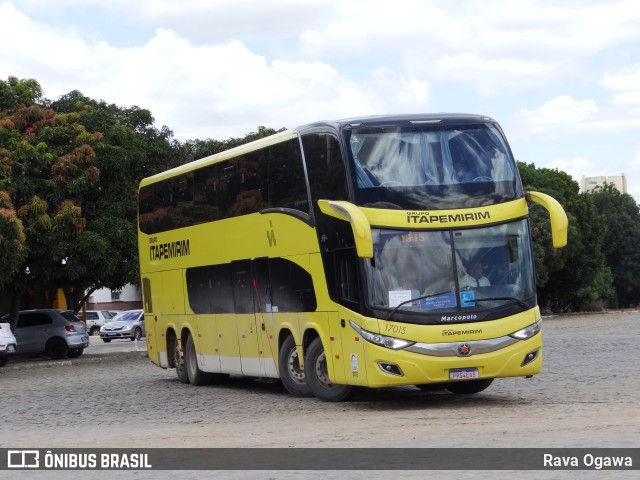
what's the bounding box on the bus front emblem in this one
[458,343,471,356]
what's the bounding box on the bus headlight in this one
[349,320,415,350]
[509,319,542,340]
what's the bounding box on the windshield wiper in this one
[387,291,453,320]
[466,297,529,309]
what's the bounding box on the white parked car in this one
[83,310,116,336]
[0,321,17,367]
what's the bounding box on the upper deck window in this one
[346,123,523,210]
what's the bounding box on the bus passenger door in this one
[253,258,279,378]
[231,260,262,376]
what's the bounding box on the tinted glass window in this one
[232,261,254,314]
[186,264,234,314]
[17,313,52,328]
[139,138,309,234]
[142,278,153,313]
[186,258,316,314]
[344,123,522,210]
[302,133,348,202]
[268,258,317,312]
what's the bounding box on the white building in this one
[88,284,142,311]
[580,174,627,194]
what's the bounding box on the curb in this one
[0,350,148,371]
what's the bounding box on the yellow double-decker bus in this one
[138,114,567,401]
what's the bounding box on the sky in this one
[1,0,640,198]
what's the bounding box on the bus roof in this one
[139,129,297,187]
[139,113,497,188]
[298,113,497,131]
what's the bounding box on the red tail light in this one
[65,325,76,332]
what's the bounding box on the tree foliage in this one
[0,77,182,325]
[518,162,613,311]
[589,183,640,307]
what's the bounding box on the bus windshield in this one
[364,220,536,320]
[346,123,522,209]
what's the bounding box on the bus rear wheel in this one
[446,378,494,394]
[185,333,214,386]
[278,336,312,397]
[174,342,189,384]
[304,337,354,402]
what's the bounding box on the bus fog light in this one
[379,362,403,376]
[521,349,539,366]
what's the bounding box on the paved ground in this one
[1,312,638,479]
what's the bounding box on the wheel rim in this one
[313,350,333,388]
[286,346,305,384]
[186,339,196,378]
[175,346,185,374]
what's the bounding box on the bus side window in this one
[302,133,348,202]
[186,264,235,314]
[268,258,317,312]
[266,139,309,213]
[335,248,359,305]
[142,277,153,313]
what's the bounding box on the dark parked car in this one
[1,309,89,359]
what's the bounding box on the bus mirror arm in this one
[317,200,374,258]
[526,191,568,249]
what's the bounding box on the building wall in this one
[88,284,142,311]
[580,174,627,194]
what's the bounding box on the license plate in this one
[107,332,117,336]
[449,367,479,380]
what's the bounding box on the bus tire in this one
[278,335,312,397]
[446,378,494,394]
[304,337,354,402]
[174,342,189,384]
[185,333,213,386]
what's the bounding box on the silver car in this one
[5,309,89,359]
[0,321,17,367]
[99,309,145,342]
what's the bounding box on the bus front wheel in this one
[278,336,312,397]
[304,337,354,402]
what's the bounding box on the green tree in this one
[590,183,640,307]
[518,162,613,311]
[0,190,26,285]
[182,125,283,161]
[0,77,183,324]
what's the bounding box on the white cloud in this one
[511,96,600,137]
[429,54,553,96]
[602,66,640,111]
[549,156,597,181]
